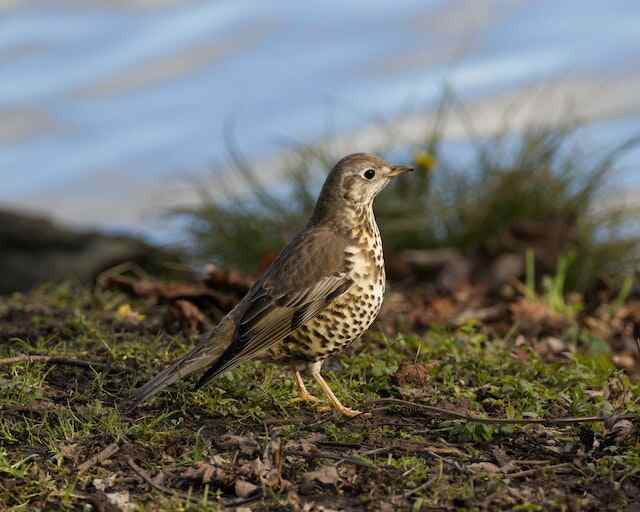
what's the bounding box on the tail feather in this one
[125,312,236,412]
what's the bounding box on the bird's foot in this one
[334,405,369,418]
[316,402,369,417]
[291,392,322,404]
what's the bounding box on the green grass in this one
[1,285,638,510]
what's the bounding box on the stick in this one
[372,398,637,425]
[402,459,443,499]
[78,440,121,474]
[0,355,110,369]
[127,456,201,505]
[0,403,64,416]
[505,462,573,479]
[285,449,377,469]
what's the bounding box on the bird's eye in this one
[363,168,376,180]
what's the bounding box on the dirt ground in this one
[1,277,639,511]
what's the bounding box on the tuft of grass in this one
[176,97,640,292]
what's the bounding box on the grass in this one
[176,98,640,292]
[1,284,638,510]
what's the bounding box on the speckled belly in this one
[267,271,385,365]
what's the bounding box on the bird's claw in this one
[291,393,322,404]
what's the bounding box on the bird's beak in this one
[388,165,415,177]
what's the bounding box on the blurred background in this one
[1,0,640,294]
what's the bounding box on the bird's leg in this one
[309,362,365,417]
[291,368,321,403]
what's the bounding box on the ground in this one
[1,283,639,511]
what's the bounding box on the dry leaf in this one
[169,299,206,334]
[468,462,500,475]
[302,503,339,512]
[106,491,135,511]
[392,361,436,387]
[219,434,260,455]
[607,419,636,444]
[181,460,228,484]
[304,465,341,485]
[235,479,259,498]
[612,353,636,370]
[92,474,117,492]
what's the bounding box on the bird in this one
[127,153,414,417]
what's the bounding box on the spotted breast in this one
[270,206,385,366]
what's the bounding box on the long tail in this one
[125,311,236,412]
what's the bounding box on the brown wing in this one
[194,228,352,388]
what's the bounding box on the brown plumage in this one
[128,153,414,416]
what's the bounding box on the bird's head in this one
[310,153,414,225]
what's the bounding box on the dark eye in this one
[363,168,376,180]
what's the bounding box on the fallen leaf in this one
[235,479,258,498]
[302,503,339,512]
[304,465,341,485]
[181,460,228,484]
[612,353,636,370]
[544,336,566,354]
[92,474,117,491]
[510,298,568,336]
[103,275,237,312]
[219,434,260,455]
[58,443,80,462]
[285,439,317,454]
[106,491,135,511]
[468,462,500,475]
[606,419,636,444]
[169,299,206,334]
[392,361,436,387]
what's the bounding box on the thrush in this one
[128,153,414,416]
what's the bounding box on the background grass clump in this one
[177,99,640,293]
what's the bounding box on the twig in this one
[635,338,640,356]
[285,449,377,469]
[402,459,443,499]
[78,440,122,474]
[358,446,394,457]
[96,261,150,288]
[0,402,65,416]
[372,398,637,425]
[0,355,110,369]
[505,462,573,479]
[127,456,201,505]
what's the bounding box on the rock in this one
[0,208,182,293]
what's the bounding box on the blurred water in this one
[1,0,639,234]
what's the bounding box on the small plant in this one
[522,250,583,317]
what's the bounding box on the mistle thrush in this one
[128,153,414,416]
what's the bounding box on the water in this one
[1,0,639,236]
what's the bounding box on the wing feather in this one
[194,228,352,389]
